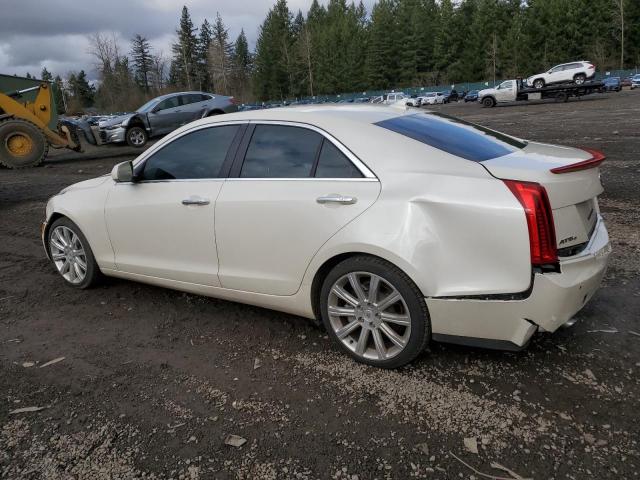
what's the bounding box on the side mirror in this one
[111,161,134,182]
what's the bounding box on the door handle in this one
[182,196,210,206]
[316,194,357,205]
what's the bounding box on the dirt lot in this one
[1,91,639,480]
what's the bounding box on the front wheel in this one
[0,118,48,168]
[48,217,101,289]
[126,126,148,148]
[320,256,430,368]
[533,79,545,89]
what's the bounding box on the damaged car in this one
[98,91,237,148]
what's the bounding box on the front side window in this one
[498,81,513,89]
[140,125,239,180]
[315,140,363,178]
[156,96,179,111]
[240,125,323,178]
[550,65,564,73]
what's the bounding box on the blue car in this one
[464,90,479,102]
[603,77,621,92]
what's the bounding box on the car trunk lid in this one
[482,141,604,253]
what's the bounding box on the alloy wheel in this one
[49,225,87,284]
[128,129,146,146]
[327,272,411,361]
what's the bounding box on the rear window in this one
[375,113,526,162]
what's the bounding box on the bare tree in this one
[151,52,168,92]
[613,0,626,69]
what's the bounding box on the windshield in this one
[137,98,160,113]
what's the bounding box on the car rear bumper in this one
[426,216,611,349]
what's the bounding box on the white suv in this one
[526,61,596,89]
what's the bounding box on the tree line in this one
[27,0,640,112]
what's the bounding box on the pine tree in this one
[197,19,213,90]
[253,0,293,100]
[232,29,252,100]
[53,75,66,113]
[365,0,397,90]
[41,67,53,82]
[68,70,95,108]
[130,34,153,92]
[209,12,234,94]
[171,6,198,89]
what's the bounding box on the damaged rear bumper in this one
[426,216,611,350]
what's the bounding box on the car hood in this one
[478,87,495,96]
[59,176,110,195]
[99,113,136,128]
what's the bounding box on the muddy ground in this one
[1,90,639,480]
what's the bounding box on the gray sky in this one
[0,0,375,82]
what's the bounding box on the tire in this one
[533,78,545,89]
[555,91,568,103]
[574,73,586,85]
[482,96,496,108]
[320,255,430,368]
[47,217,102,289]
[125,126,148,148]
[0,118,48,168]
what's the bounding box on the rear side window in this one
[315,140,362,178]
[240,125,323,178]
[140,125,239,180]
[375,113,526,162]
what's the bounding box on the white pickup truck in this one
[478,78,605,107]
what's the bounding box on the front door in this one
[147,95,182,136]
[105,124,242,285]
[215,123,381,296]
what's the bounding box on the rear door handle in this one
[316,194,357,205]
[182,195,210,206]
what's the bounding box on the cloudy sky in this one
[0,0,375,82]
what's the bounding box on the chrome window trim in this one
[242,120,377,179]
[131,121,249,181]
[131,118,378,182]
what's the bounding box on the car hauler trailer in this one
[478,79,605,107]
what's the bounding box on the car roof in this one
[154,91,214,101]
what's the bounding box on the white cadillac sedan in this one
[43,106,611,368]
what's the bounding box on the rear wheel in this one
[48,217,101,289]
[533,78,545,89]
[555,91,568,103]
[482,96,496,108]
[320,256,430,368]
[0,118,48,168]
[126,126,147,148]
[574,73,586,85]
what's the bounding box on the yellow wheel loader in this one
[0,74,96,168]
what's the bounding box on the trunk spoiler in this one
[550,148,605,174]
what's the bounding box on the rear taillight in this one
[503,180,558,266]
[229,96,237,105]
[550,148,605,174]
[588,64,595,69]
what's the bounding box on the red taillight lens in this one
[550,148,605,174]
[503,180,558,266]
[588,64,595,69]
[229,96,237,105]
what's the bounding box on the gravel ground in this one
[1,90,639,479]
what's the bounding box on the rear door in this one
[215,122,380,295]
